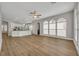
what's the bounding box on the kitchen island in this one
[11,30,32,37]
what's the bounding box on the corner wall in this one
[73,2,79,55]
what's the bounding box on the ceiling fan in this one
[30,10,42,19]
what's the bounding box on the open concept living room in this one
[0,2,79,56]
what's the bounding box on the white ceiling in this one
[0,2,75,24]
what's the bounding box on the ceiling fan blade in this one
[30,11,36,15]
[37,14,41,16]
[36,14,41,16]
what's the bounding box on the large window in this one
[43,21,48,34]
[43,18,66,37]
[57,18,66,37]
[49,20,56,35]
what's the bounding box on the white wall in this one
[73,2,79,55]
[32,21,38,35]
[73,3,78,42]
[2,21,8,33]
[78,3,79,48]
[0,18,2,51]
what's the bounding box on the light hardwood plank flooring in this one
[0,33,77,56]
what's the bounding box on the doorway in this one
[37,23,40,35]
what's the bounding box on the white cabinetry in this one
[11,31,31,37]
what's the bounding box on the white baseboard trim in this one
[40,34,73,40]
[73,39,79,55]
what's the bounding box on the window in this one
[43,18,67,37]
[43,21,48,34]
[57,18,66,37]
[49,20,56,35]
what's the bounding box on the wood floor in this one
[0,33,77,56]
